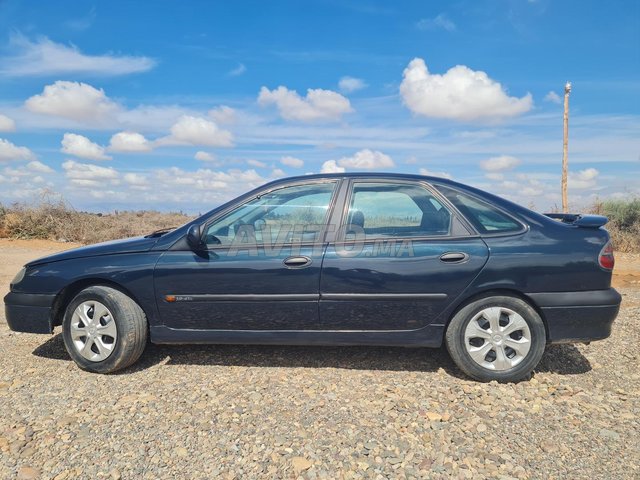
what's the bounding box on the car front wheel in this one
[445,295,546,382]
[62,286,148,373]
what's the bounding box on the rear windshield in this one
[436,185,523,234]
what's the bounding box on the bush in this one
[0,197,194,244]
[1,196,638,253]
[591,198,640,253]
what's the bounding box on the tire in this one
[445,295,546,382]
[62,286,148,373]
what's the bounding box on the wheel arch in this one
[444,288,549,341]
[51,278,147,328]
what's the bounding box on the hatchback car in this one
[4,173,621,381]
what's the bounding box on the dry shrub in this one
[590,198,640,253]
[0,197,194,244]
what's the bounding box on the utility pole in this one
[561,81,571,213]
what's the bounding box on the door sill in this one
[150,325,444,348]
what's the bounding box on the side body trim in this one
[163,293,448,302]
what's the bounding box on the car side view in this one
[4,173,621,382]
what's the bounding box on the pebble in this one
[17,466,39,480]
[291,456,313,474]
[0,287,639,479]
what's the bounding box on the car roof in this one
[263,172,460,187]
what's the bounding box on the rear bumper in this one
[528,288,621,344]
[3,292,56,334]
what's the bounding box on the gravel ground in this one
[0,241,639,479]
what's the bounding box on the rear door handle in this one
[440,252,469,263]
[283,256,312,268]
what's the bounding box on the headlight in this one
[11,267,26,286]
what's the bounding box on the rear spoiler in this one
[544,213,608,228]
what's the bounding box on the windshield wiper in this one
[144,227,177,238]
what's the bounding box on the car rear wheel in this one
[62,286,148,373]
[445,295,546,382]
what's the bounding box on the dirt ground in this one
[0,239,638,479]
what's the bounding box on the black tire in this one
[62,286,148,373]
[445,295,546,382]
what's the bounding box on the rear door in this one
[154,180,339,330]
[319,179,489,330]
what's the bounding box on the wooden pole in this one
[561,82,571,213]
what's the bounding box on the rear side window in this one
[436,185,523,234]
[346,182,452,237]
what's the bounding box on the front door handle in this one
[283,256,312,269]
[440,252,469,263]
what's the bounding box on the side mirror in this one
[186,224,203,250]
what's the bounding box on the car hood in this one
[25,236,160,267]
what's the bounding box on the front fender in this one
[12,252,163,328]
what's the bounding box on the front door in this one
[319,180,489,330]
[154,180,339,330]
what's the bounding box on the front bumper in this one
[528,288,622,344]
[4,292,56,334]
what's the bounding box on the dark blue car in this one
[4,173,621,381]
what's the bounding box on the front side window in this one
[345,182,452,238]
[204,182,337,247]
[436,185,522,234]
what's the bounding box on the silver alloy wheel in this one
[70,300,118,362]
[464,307,532,371]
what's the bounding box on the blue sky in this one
[0,0,638,212]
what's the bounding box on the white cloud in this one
[25,81,120,123]
[61,133,111,161]
[454,130,497,140]
[1,35,156,77]
[19,81,193,131]
[208,106,237,124]
[0,138,36,162]
[569,168,599,189]
[258,86,352,122]
[480,155,521,171]
[271,168,286,177]
[544,91,562,104]
[247,159,267,168]
[418,168,452,179]
[281,156,304,168]
[320,160,345,173]
[521,186,543,196]
[228,63,246,76]
[485,172,505,181]
[416,13,456,32]
[65,8,96,31]
[336,149,394,169]
[154,167,264,193]
[26,161,54,173]
[499,180,520,190]
[117,105,190,132]
[400,58,532,121]
[109,131,152,152]
[62,159,119,188]
[157,115,234,147]
[0,114,16,132]
[123,172,149,188]
[194,151,216,162]
[338,76,368,93]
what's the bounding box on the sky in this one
[0,0,638,213]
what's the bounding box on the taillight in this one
[599,241,615,270]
